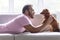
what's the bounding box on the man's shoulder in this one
[16,14,26,19]
[15,14,29,21]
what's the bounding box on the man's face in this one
[28,6,35,18]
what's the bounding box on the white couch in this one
[0,32,60,40]
[0,14,60,40]
[15,32,60,40]
[0,33,14,40]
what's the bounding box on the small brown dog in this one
[40,9,59,32]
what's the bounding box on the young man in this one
[0,5,53,33]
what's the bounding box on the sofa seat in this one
[0,33,14,40]
[15,32,60,40]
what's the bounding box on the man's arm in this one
[24,16,53,33]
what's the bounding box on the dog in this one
[40,9,59,32]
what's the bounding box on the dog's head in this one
[40,9,50,19]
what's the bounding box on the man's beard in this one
[29,14,34,18]
[28,12,34,18]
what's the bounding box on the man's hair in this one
[22,5,32,13]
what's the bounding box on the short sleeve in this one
[20,16,31,27]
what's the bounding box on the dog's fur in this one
[40,9,59,32]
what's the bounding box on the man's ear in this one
[24,10,29,15]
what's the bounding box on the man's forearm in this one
[36,22,48,32]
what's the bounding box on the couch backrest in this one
[0,15,18,24]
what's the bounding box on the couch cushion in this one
[0,33,14,40]
[15,32,60,40]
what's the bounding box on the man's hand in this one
[40,25,53,32]
[46,16,53,24]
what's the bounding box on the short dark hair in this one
[22,5,32,13]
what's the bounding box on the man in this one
[0,5,53,33]
[22,5,53,32]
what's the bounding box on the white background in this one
[0,0,60,22]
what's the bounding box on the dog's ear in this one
[40,10,45,14]
[40,9,49,14]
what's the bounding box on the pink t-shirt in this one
[0,15,30,33]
